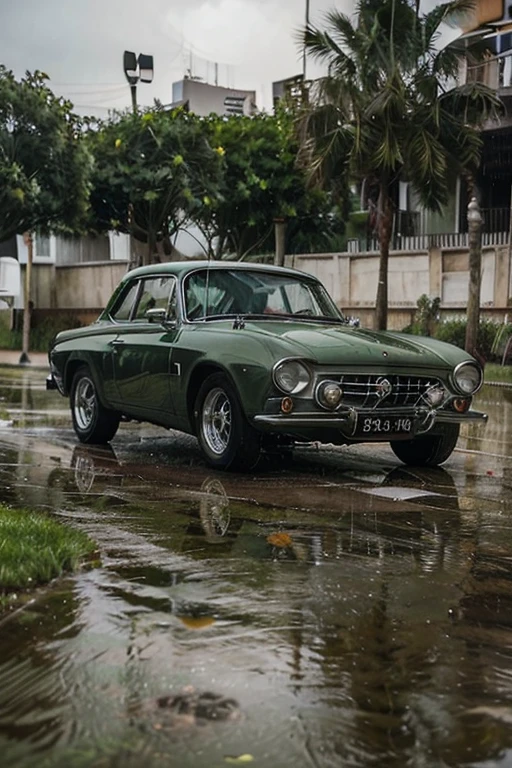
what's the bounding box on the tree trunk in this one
[374,185,393,331]
[19,232,33,365]
[144,232,155,266]
[465,197,483,358]
[274,218,286,267]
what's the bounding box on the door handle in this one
[110,339,125,353]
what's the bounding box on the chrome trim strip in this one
[434,409,488,423]
[254,414,353,427]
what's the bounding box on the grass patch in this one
[484,363,512,384]
[0,506,98,611]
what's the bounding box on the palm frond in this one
[439,81,503,126]
[424,0,475,35]
[324,9,360,50]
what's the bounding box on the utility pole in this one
[19,232,33,365]
[302,0,310,80]
[465,197,483,358]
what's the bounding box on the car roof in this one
[123,260,317,282]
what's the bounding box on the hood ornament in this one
[376,377,393,400]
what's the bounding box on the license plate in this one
[354,415,415,438]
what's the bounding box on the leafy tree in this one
[192,111,346,260]
[299,0,502,329]
[0,67,91,241]
[86,107,224,264]
[0,67,92,360]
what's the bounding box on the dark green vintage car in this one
[47,261,487,471]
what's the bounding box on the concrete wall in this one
[24,261,130,313]
[291,243,512,329]
[20,244,512,332]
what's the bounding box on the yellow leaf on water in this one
[267,532,292,548]
[225,755,254,764]
[177,615,216,630]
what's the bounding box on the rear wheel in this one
[390,423,460,467]
[194,373,261,471]
[70,365,120,445]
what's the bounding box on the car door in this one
[110,275,179,423]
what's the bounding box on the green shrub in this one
[434,319,500,361]
[402,296,508,362]
[408,294,441,337]
[491,323,512,363]
[0,314,82,352]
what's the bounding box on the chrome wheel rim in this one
[74,377,96,431]
[202,387,232,455]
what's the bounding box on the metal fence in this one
[347,207,511,253]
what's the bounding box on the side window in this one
[185,273,206,319]
[111,282,140,321]
[133,276,175,321]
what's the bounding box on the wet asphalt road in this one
[1,365,512,767]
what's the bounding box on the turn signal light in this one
[281,397,294,414]
[453,398,470,413]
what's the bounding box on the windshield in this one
[183,268,344,322]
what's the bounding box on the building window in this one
[34,233,51,259]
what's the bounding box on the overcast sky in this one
[0,0,455,116]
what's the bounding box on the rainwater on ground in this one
[1,366,512,767]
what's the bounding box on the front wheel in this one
[70,365,120,445]
[390,423,460,467]
[194,373,261,471]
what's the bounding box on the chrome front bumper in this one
[253,407,488,431]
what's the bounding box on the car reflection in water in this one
[46,443,463,571]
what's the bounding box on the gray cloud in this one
[0,0,457,115]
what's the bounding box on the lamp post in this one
[465,196,483,358]
[123,51,154,113]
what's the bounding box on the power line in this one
[51,81,127,88]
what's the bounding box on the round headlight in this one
[453,362,482,395]
[273,360,311,394]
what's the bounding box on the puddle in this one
[1,370,512,766]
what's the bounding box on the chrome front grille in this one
[336,374,441,409]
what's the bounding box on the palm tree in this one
[299,0,501,330]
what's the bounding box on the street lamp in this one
[123,51,154,113]
[465,196,483,358]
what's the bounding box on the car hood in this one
[244,321,470,368]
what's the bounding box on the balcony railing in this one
[346,207,511,253]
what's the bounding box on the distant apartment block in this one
[171,78,257,117]
[272,74,308,111]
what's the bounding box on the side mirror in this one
[145,307,177,329]
[145,307,167,324]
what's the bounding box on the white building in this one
[171,78,257,118]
